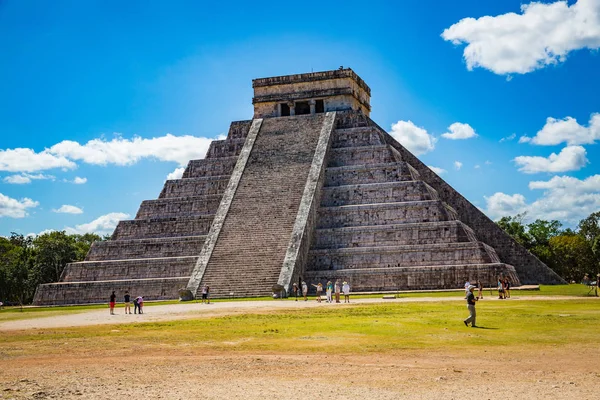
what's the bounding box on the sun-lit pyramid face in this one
[252,68,371,118]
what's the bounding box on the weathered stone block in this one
[321,181,438,207]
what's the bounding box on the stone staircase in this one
[196,115,328,298]
[303,113,521,291]
[33,121,252,305]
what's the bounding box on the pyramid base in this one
[303,263,519,292]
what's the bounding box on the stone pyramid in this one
[34,69,564,305]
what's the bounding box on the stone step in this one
[317,200,458,229]
[307,242,501,270]
[205,138,246,159]
[86,236,206,261]
[312,221,477,249]
[324,162,416,186]
[33,277,189,306]
[197,114,328,297]
[303,263,521,292]
[136,195,223,218]
[335,110,371,129]
[331,127,384,148]
[182,156,238,179]
[328,145,395,167]
[63,256,198,282]
[321,181,439,207]
[159,176,230,199]
[112,215,215,240]
[226,120,252,140]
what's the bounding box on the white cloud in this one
[53,205,84,214]
[514,145,588,174]
[484,192,528,220]
[428,166,447,175]
[485,174,600,224]
[0,148,76,173]
[499,133,516,143]
[0,133,218,175]
[388,120,437,155]
[442,0,600,75]
[474,165,480,169]
[0,192,39,218]
[65,212,129,235]
[49,134,214,167]
[441,122,478,140]
[521,113,600,146]
[485,160,492,165]
[3,173,55,184]
[166,167,185,180]
[454,161,463,170]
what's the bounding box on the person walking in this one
[301,281,308,301]
[326,281,333,303]
[133,296,139,314]
[342,281,350,303]
[109,291,116,315]
[334,280,341,303]
[504,278,511,299]
[476,280,483,300]
[463,285,478,327]
[124,291,131,314]
[292,283,299,301]
[497,278,505,299]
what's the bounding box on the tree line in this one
[1,212,599,306]
[0,231,106,306]
[496,211,600,282]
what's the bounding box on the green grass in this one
[0,284,594,323]
[2,298,599,358]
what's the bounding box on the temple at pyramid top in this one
[252,68,371,118]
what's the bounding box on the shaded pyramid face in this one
[34,72,565,305]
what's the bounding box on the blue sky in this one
[1,0,599,236]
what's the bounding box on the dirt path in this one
[1,350,598,399]
[1,295,595,331]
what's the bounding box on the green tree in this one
[549,235,597,282]
[496,213,532,248]
[577,211,600,245]
[72,233,103,261]
[32,231,76,285]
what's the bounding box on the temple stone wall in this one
[86,236,206,261]
[321,181,437,206]
[304,263,519,292]
[136,195,222,218]
[182,157,238,179]
[112,215,214,240]
[159,177,230,198]
[62,256,197,282]
[308,242,498,270]
[324,163,414,186]
[34,277,189,306]
[313,221,475,249]
[317,201,457,229]
[327,146,394,167]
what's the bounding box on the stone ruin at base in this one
[33,68,565,305]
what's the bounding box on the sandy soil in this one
[2,296,599,399]
[1,350,598,399]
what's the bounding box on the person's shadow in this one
[472,326,498,330]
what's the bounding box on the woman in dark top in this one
[109,291,116,315]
